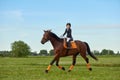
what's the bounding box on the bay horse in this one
[41,30,98,73]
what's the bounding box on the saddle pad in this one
[71,41,77,48]
[63,41,77,49]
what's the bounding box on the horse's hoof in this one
[62,67,65,71]
[45,70,48,73]
[89,68,92,71]
[68,70,71,72]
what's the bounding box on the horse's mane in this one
[49,31,63,41]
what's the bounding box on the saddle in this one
[63,38,77,49]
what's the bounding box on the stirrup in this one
[67,47,71,49]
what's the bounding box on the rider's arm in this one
[63,29,67,36]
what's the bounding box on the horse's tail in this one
[84,42,98,61]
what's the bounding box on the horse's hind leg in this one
[68,53,78,72]
[80,52,92,71]
[85,57,92,71]
[56,58,65,71]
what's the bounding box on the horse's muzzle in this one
[41,40,45,44]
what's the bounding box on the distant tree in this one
[39,50,48,56]
[101,49,108,55]
[93,50,100,55]
[117,51,120,55]
[108,50,114,55]
[101,49,115,55]
[0,51,11,57]
[30,51,38,56]
[49,49,54,56]
[11,40,31,57]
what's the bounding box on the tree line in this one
[0,40,120,57]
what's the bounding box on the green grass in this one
[0,55,120,80]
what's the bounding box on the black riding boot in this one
[67,42,71,49]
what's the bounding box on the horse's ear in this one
[43,30,46,32]
[48,29,52,32]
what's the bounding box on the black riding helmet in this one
[66,23,71,27]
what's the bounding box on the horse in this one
[41,30,98,73]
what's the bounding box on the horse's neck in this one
[49,37,62,49]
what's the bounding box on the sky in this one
[0,0,120,53]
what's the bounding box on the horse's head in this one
[41,30,51,44]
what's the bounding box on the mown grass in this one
[0,55,120,80]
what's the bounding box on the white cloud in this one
[24,11,65,17]
[0,25,18,32]
[75,24,120,30]
[19,32,29,38]
[0,10,24,21]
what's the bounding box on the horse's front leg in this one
[68,54,77,72]
[45,58,56,73]
[45,55,59,73]
[56,58,65,71]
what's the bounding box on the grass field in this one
[0,55,120,80]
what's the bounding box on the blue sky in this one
[0,0,120,53]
